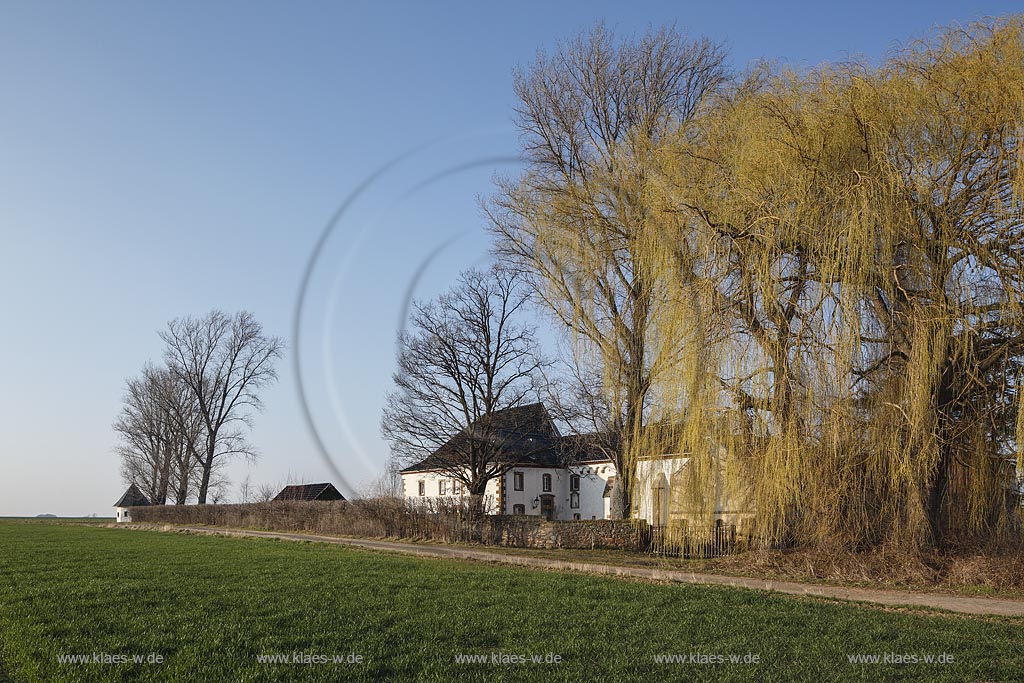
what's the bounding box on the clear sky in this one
[1,0,1018,516]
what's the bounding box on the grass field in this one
[0,521,1021,682]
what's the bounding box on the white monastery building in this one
[399,403,746,526]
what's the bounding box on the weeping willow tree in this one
[646,17,1024,551]
[487,23,729,517]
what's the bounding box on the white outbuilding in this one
[113,484,152,523]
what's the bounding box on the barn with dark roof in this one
[272,482,345,502]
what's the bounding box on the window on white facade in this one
[513,504,525,515]
[542,473,552,492]
[453,480,462,496]
[439,480,447,496]
[418,481,425,496]
[573,513,581,520]
[570,474,580,491]
[513,472,523,491]
[570,491,579,509]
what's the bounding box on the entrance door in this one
[539,494,555,521]
[652,473,669,527]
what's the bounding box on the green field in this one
[0,521,1021,682]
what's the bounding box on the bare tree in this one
[254,483,278,504]
[206,465,232,505]
[359,458,403,499]
[162,374,204,504]
[115,363,202,505]
[381,267,547,515]
[161,310,284,504]
[540,348,622,460]
[115,364,175,504]
[237,474,254,504]
[253,471,306,503]
[487,23,729,516]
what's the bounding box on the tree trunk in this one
[926,449,950,548]
[467,482,489,520]
[174,476,189,505]
[173,433,194,504]
[926,361,956,548]
[611,459,633,520]
[620,361,647,519]
[156,441,172,505]
[197,447,214,504]
[618,280,649,520]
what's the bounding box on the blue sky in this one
[0,0,1018,516]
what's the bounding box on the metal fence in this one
[643,524,754,558]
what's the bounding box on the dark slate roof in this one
[114,484,152,508]
[400,403,611,473]
[401,403,559,473]
[477,402,558,435]
[272,483,346,502]
[560,432,616,464]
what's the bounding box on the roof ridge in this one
[113,483,152,507]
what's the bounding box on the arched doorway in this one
[651,473,669,527]
[539,494,555,521]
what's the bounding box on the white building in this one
[634,451,751,529]
[113,483,152,523]
[400,404,616,521]
[399,403,753,528]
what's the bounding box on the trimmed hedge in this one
[128,498,648,550]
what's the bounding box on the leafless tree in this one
[161,310,285,504]
[206,466,232,504]
[252,471,306,503]
[237,474,254,504]
[254,483,278,504]
[359,458,403,499]
[540,347,622,457]
[157,366,204,504]
[115,364,174,504]
[381,266,547,515]
[115,363,201,505]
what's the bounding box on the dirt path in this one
[127,524,1024,618]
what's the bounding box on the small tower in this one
[113,484,152,523]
